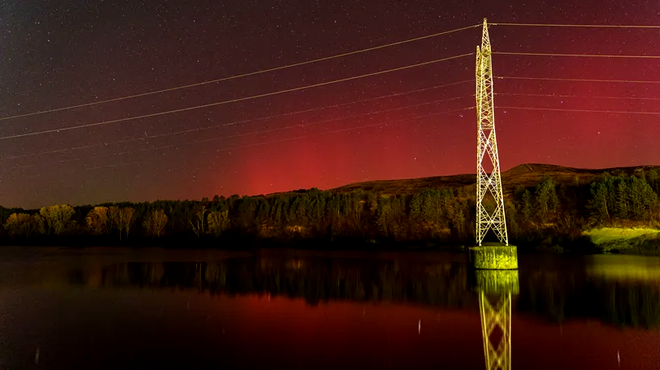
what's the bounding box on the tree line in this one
[1,169,659,248]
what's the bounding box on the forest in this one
[1,166,659,251]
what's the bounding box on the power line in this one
[494,51,660,59]
[147,97,469,151]
[495,92,660,101]
[13,90,657,165]
[176,107,474,160]
[5,138,135,160]
[6,96,470,162]
[4,80,471,160]
[86,161,143,172]
[496,76,660,84]
[54,104,658,169]
[0,24,479,123]
[490,22,660,29]
[97,107,475,172]
[147,80,470,137]
[9,106,475,176]
[0,53,473,141]
[20,74,656,158]
[499,106,660,115]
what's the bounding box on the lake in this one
[0,247,659,369]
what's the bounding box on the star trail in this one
[0,0,658,208]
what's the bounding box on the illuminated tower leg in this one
[479,291,512,370]
[476,18,508,246]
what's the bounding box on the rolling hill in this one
[327,163,660,197]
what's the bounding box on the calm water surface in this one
[0,247,659,369]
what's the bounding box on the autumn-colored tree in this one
[108,206,120,234]
[86,206,110,235]
[32,214,46,235]
[4,213,33,238]
[190,206,206,237]
[143,209,168,237]
[39,204,75,235]
[207,210,230,237]
[117,207,135,240]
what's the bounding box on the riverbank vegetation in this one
[1,164,659,252]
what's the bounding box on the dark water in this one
[0,247,659,369]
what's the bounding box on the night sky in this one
[0,0,658,209]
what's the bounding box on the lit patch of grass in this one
[584,227,659,245]
[584,228,660,255]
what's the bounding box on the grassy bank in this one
[584,227,660,255]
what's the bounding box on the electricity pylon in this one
[475,18,508,246]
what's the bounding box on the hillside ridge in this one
[325,163,660,196]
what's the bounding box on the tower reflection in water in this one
[471,269,519,370]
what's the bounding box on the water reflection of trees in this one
[69,257,475,308]
[518,269,660,329]
[65,257,660,328]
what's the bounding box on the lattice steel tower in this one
[475,18,508,246]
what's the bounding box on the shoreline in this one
[2,230,658,256]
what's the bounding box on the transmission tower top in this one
[481,18,492,53]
